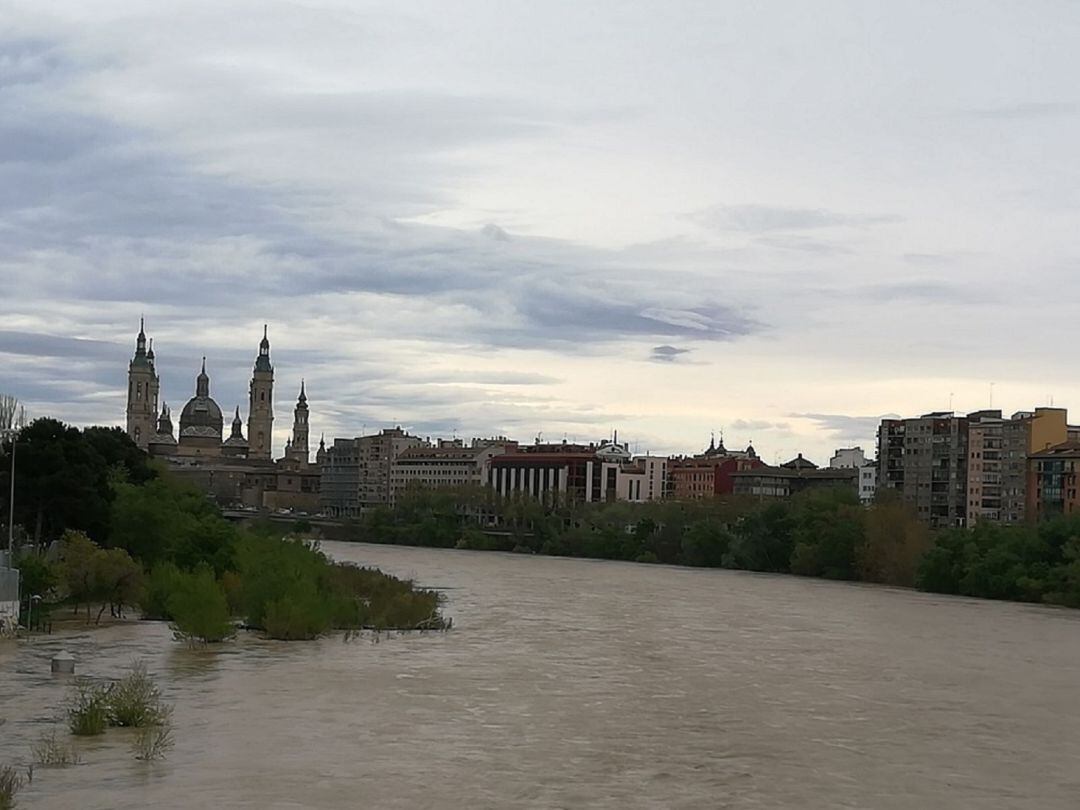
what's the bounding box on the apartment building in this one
[999,408,1068,524]
[319,427,427,516]
[1029,441,1080,519]
[877,412,973,529]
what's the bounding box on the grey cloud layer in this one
[689,204,900,233]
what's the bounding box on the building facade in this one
[319,427,428,517]
[668,437,763,499]
[999,408,1068,524]
[829,447,868,469]
[390,439,516,503]
[858,462,878,506]
[487,440,643,505]
[1029,441,1080,520]
[730,456,858,499]
[877,412,972,529]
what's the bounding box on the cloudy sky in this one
[2,1,1078,462]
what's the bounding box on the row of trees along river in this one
[354,483,1080,609]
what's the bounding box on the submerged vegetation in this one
[6,418,448,641]
[30,730,80,768]
[67,680,109,737]
[0,765,21,810]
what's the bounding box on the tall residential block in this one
[877,412,973,529]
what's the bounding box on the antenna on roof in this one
[989,381,995,409]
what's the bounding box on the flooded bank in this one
[2,541,1079,808]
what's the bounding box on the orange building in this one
[668,437,763,499]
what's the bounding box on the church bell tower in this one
[247,325,274,460]
[288,380,310,465]
[126,318,159,449]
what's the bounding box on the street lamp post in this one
[1,429,16,554]
[7,438,14,553]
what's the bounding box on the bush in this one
[233,535,334,633]
[132,722,174,762]
[168,568,234,643]
[263,580,333,640]
[107,661,170,727]
[67,679,109,736]
[30,729,81,767]
[0,764,22,810]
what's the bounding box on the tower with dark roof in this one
[247,325,274,460]
[223,406,250,457]
[287,380,310,464]
[126,318,160,449]
[178,358,224,453]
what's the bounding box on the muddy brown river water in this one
[2,541,1079,808]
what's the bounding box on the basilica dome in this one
[179,359,224,441]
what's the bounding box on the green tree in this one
[789,489,865,580]
[92,547,143,622]
[139,562,185,620]
[724,502,795,572]
[679,521,732,567]
[859,491,930,586]
[168,567,235,643]
[14,551,58,600]
[109,478,236,572]
[58,529,102,619]
[2,419,156,544]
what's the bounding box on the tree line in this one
[354,484,1080,607]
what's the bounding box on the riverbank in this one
[348,487,1080,610]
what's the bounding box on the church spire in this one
[134,317,147,358]
[196,357,210,397]
[289,378,310,464]
[255,324,273,372]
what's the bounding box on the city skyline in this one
[3,1,1079,462]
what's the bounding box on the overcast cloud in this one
[2,1,1079,461]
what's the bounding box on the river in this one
[1,542,1079,808]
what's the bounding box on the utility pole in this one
[1,429,15,554]
[7,440,13,553]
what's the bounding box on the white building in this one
[858,462,878,506]
[0,555,18,637]
[634,455,668,502]
[830,447,868,469]
[488,440,650,505]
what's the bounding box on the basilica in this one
[125,321,323,510]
